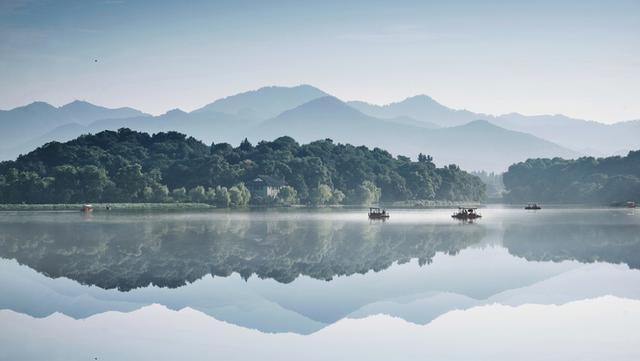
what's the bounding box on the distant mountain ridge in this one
[58,100,147,124]
[1,84,633,171]
[348,95,482,127]
[194,84,328,120]
[249,96,577,171]
[0,101,148,150]
[349,96,640,156]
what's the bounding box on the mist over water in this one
[0,207,639,358]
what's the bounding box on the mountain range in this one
[1,85,637,171]
[0,100,148,150]
[349,96,639,155]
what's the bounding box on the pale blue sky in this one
[1,0,638,123]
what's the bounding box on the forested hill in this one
[503,151,640,204]
[0,128,485,205]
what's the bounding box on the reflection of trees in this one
[503,223,640,269]
[0,215,484,291]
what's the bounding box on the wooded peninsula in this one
[0,128,485,206]
[503,151,640,204]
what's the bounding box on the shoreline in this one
[0,201,467,211]
[0,203,216,211]
[0,202,628,212]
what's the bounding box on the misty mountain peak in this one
[60,100,102,111]
[18,101,57,113]
[402,94,438,104]
[194,84,328,119]
[393,94,451,112]
[465,119,493,126]
[348,93,480,127]
[456,119,504,131]
[280,96,362,118]
[62,99,91,106]
[164,109,187,117]
[300,95,348,108]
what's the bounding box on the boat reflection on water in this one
[0,208,639,340]
[1,209,639,291]
[0,212,485,290]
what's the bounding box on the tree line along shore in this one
[0,128,638,207]
[0,128,485,207]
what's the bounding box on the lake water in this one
[1,206,639,360]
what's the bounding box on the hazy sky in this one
[1,0,638,123]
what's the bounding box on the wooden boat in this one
[627,201,637,209]
[525,203,542,210]
[81,204,94,213]
[452,207,481,220]
[368,207,390,219]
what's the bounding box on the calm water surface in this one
[1,206,639,360]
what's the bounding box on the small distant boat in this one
[452,207,481,220]
[525,203,542,210]
[81,204,94,213]
[368,207,390,219]
[610,201,637,208]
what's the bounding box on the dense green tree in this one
[331,189,345,204]
[310,184,333,205]
[239,138,253,152]
[0,169,51,203]
[188,186,207,203]
[0,128,486,205]
[141,186,154,202]
[151,184,170,202]
[503,151,640,203]
[77,166,111,202]
[276,186,299,206]
[171,187,187,202]
[51,165,79,202]
[436,165,485,201]
[229,183,251,207]
[113,164,146,200]
[349,180,381,205]
[205,187,217,204]
[418,153,433,163]
[214,186,231,207]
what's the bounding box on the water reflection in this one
[0,208,639,335]
[1,209,639,292]
[0,212,484,290]
[504,222,640,268]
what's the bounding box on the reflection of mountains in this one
[0,216,484,290]
[504,222,640,269]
